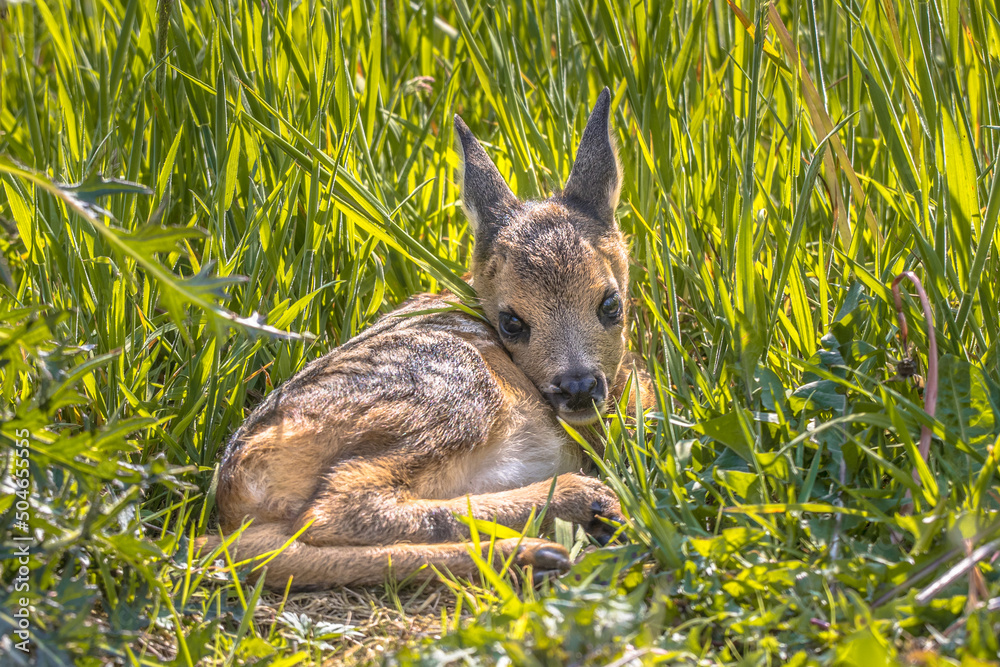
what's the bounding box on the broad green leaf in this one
[694,411,755,462]
[936,354,1000,454]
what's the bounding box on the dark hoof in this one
[533,545,571,571]
[515,540,571,579]
[587,500,625,545]
[532,568,565,586]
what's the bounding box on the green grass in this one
[1,0,999,664]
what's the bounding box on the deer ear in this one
[561,87,621,224]
[455,115,520,256]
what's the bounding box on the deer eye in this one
[498,312,528,340]
[599,293,623,324]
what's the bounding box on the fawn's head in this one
[455,88,628,426]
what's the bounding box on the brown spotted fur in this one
[202,88,653,590]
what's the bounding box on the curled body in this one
[207,89,652,590]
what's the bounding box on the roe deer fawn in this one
[205,88,650,590]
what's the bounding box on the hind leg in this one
[199,524,571,589]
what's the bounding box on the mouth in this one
[553,402,607,427]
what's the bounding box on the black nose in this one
[551,370,607,412]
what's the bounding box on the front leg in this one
[292,458,622,547]
[438,473,624,542]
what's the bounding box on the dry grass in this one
[255,581,461,664]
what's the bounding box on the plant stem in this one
[892,271,939,514]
